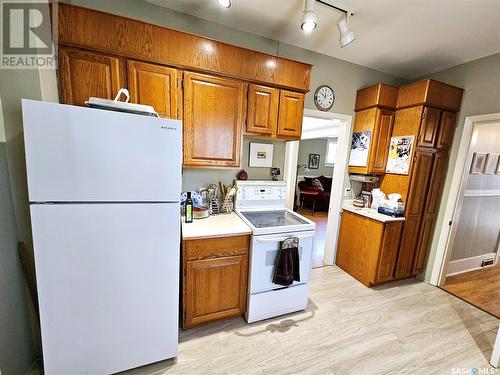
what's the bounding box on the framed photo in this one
[249,142,274,167]
[308,154,320,169]
[349,131,371,167]
[385,135,415,175]
[484,153,498,175]
[470,152,486,174]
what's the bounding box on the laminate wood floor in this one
[442,264,500,319]
[300,211,328,268]
[122,266,499,375]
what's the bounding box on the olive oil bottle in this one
[185,192,193,223]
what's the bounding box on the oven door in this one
[249,230,314,293]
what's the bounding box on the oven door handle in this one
[254,234,312,243]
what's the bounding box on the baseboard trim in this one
[447,253,498,276]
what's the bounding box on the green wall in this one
[0,106,35,374]
[66,0,406,192]
[422,53,500,281]
[297,138,335,177]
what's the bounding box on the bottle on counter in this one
[185,192,193,223]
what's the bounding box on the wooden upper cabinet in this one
[436,111,456,150]
[369,109,394,173]
[277,90,305,139]
[418,107,441,148]
[246,84,279,136]
[397,79,463,112]
[58,47,126,106]
[355,83,399,111]
[183,72,246,168]
[127,60,179,119]
[57,3,312,92]
[348,108,394,175]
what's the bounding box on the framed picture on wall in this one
[249,142,274,167]
[470,152,487,174]
[308,154,320,169]
[484,153,498,175]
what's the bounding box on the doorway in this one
[430,118,500,318]
[283,109,352,268]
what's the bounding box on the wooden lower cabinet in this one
[182,235,249,329]
[336,210,403,286]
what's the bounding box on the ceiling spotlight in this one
[301,0,317,33]
[216,0,231,8]
[337,15,355,47]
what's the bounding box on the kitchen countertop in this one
[181,212,252,240]
[342,200,405,223]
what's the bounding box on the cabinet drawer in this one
[184,235,249,260]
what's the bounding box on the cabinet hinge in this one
[177,77,184,89]
[421,111,426,120]
[177,109,180,118]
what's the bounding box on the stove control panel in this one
[235,181,287,209]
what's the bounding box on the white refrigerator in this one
[22,99,182,375]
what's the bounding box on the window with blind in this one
[325,138,337,166]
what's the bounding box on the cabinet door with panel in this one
[418,107,441,148]
[436,111,456,150]
[183,72,246,167]
[277,90,305,139]
[58,47,126,106]
[184,255,248,329]
[395,148,435,277]
[127,60,179,119]
[246,84,279,136]
[369,109,394,173]
[413,151,449,273]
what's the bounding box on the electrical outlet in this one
[344,187,351,197]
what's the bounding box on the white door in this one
[22,100,182,202]
[31,203,179,375]
[249,231,314,293]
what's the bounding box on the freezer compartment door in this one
[22,100,181,202]
[249,230,314,293]
[31,203,180,375]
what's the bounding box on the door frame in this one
[283,108,352,266]
[492,325,500,368]
[428,113,500,286]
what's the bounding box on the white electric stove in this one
[235,181,316,323]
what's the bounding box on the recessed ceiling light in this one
[216,0,231,8]
[301,0,317,33]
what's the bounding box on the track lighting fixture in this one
[216,0,231,8]
[337,14,355,47]
[300,0,356,47]
[301,0,317,32]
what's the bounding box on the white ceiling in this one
[148,0,500,79]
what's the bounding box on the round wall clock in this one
[314,85,335,111]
